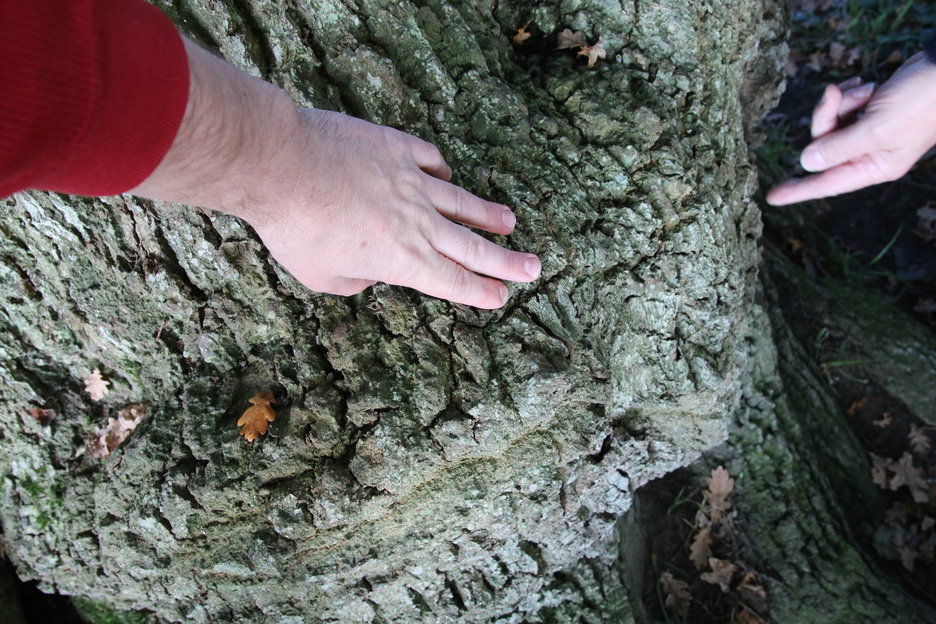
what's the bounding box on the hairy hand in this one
[132,39,539,309]
[767,51,936,206]
[244,109,540,308]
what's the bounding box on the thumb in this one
[800,119,881,172]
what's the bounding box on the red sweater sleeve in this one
[0,0,189,197]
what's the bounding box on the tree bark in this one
[2,0,931,622]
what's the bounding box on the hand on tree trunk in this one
[131,38,541,309]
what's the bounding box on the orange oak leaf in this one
[845,396,868,416]
[29,407,56,426]
[512,20,532,45]
[237,391,276,442]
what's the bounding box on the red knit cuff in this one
[0,0,189,197]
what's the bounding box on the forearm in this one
[130,38,299,225]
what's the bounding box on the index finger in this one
[767,154,891,205]
[800,118,882,172]
[409,137,453,181]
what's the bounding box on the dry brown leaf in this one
[84,368,110,401]
[884,49,904,65]
[660,572,691,618]
[557,28,586,50]
[704,466,734,522]
[873,412,893,428]
[897,542,917,571]
[737,571,768,613]
[806,50,825,72]
[29,407,56,426]
[889,452,929,503]
[512,21,532,45]
[845,46,862,66]
[237,391,276,442]
[578,37,607,68]
[885,502,910,526]
[909,425,932,455]
[828,41,846,65]
[701,557,738,593]
[846,396,868,416]
[88,404,146,459]
[870,453,890,488]
[690,526,713,570]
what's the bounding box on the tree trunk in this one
[1,0,932,622]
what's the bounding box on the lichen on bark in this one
[0,0,788,621]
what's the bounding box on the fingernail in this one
[525,255,541,279]
[853,82,875,98]
[502,209,516,230]
[801,145,826,172]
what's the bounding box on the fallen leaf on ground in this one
[701,557,738,593]
[557,28,586,50]
[846,396,868,416]
[870,453,890,488]
[909,425,932,455]
[578,37,607,67]
[884,49,903,65]
[84,368,110,401]
[660,572,690,618]
[737,571,768,613]
[29,407,56,426]
[898,545,917,571]
[806,50,825,72]
[704,466,734,522]
[690,526,713,569]
[237,391,276,442]
[889,452,929,503]
[88,404,146,459]
[828,41,846,64]
[512,21,532,45]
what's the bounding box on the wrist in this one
[130,38,301,222]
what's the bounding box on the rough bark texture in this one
[7,0,922,622]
